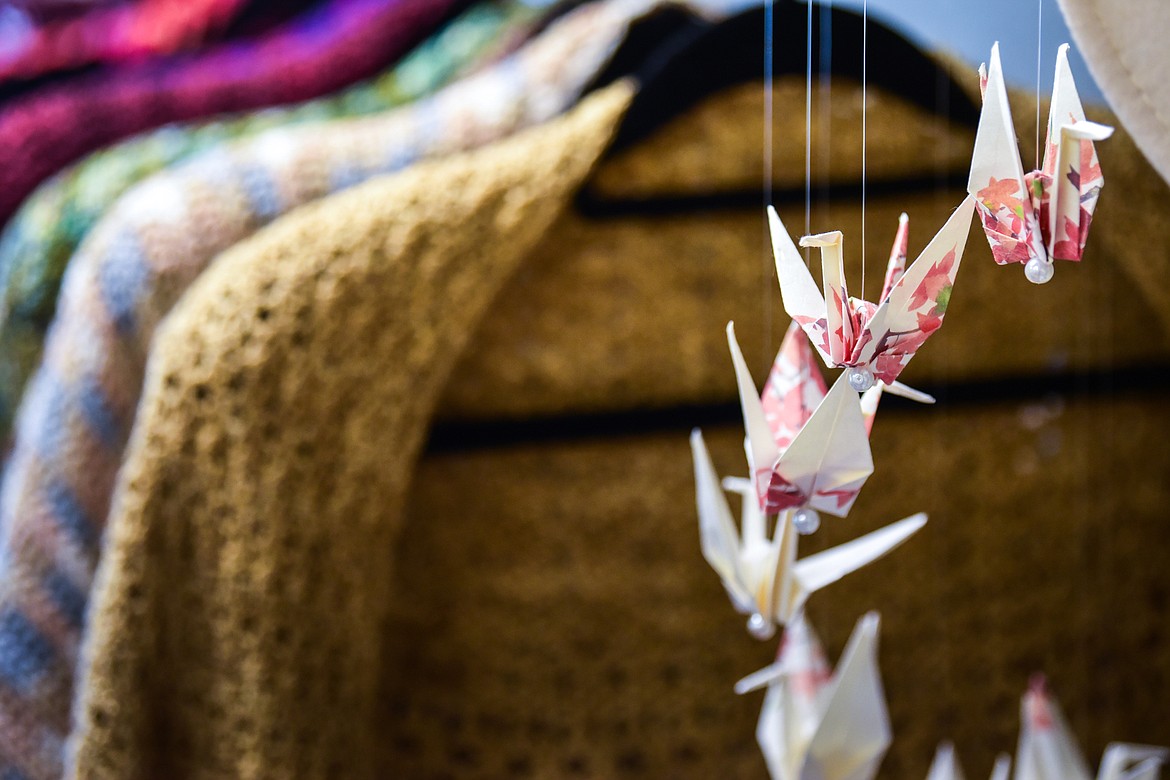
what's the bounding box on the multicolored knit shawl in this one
[0,0,461,230]
[0,0,250,83]
[0,0,539,454]
[0,0,679,776]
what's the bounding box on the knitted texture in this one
[0,0,541,447]
[67,82,634,780]
[387,399,1170,778]
[0,0,249,83]
[0,3,673,776]
[0,0,459,230]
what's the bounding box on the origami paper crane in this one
[925,742,1011,780]
[683,428,921,640]
[1015,677,1168,780]
[690,427,925,640]
[735,611,891,780]
[727,321,881,519]
[967,42,1114,284]
[771,197,975,400]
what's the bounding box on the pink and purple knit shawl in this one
[0,0,460,228]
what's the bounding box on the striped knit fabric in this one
[0,0,541,454]
[0,0,250,83]
[0,1,692,776]
[0,0,461,231]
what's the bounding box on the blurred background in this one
[0,1,1165,779]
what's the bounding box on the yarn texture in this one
[0,3,674,777]
[68,82,635,780]
[0,0,539,445]
[0,0,458,229]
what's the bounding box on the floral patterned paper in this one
[728,322,879,517]
[968,43,1113,269]
[771,198,974,393]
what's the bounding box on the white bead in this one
[792,508,821,535]
[847,366,875,392]
[1024,257,1055,284]
[747,613,776,640]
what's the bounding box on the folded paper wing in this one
[728,322,875,516]
[805,612,890,780]
[770,207,834,366]
[855,197,975,386]
[1045,44,1113,262]
[881,212,910,300]
[969,42,1045,266]
[1097,745,1169,780]
[691,428,753,613]
[926,742,966,780]
[762,321,829,451]
[785,513,926,626]
[750,612,891,780]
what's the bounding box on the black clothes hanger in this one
[578,1,980,215]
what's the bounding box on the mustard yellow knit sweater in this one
[68,83,635,779]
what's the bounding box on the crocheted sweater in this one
[0,0,540,446]
[68,79,636,780]
[0,0,458,229]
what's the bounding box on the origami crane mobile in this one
[734,612,892,780]
[690,423,924,641]
[727,320,881,523]
[771,197,975,401]
[968,42,1114,285]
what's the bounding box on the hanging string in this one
[819,1,832,224]
[860,0,868,298]
[1035,0,1043,168]
[804,0,813,244]
[762,0,774,370]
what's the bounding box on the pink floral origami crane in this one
[967,42,1114,285]
[727,321,880,519]
[771,197,975,402]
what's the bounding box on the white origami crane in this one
[926,742,1012,780]
[967,42,1114,285]
[1015,677,1168,780]
[771,197,975,400]
[727,321,881,520]
[690,427,925,640]
[735,611,891,780]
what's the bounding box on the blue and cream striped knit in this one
[0,1,688,777]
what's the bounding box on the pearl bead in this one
[747,613,776,640]
[847,366,875,392]
[792,508,821,535]
[1024,257,1054,284]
